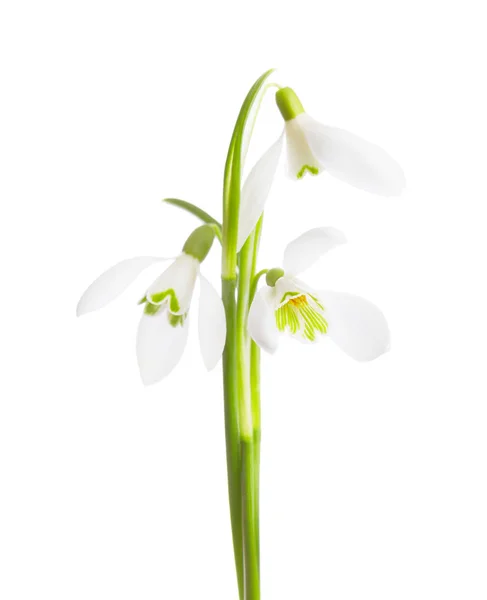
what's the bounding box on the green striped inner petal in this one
[142,301,187,328]
[168,313,187,328]
[275,294,328,342]
[149,288,180,312]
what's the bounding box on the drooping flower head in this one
[77,225,225,385]
[237,87,405,250]
[248,227,390,361]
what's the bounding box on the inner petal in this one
[285,119,322,180]
[149,288,180,312]
[275,294,328,342]
[142,299,188,328]
[146,254,199,315]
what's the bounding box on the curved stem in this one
[163,198,222,241]
[249,269,268,306]
[222,69,274,278]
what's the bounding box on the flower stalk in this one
[221,69,274,600]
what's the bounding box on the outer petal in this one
[282,227,347,276]
[237,133,284,251]
[77,257,167,316]
[300,114,406,196]
[319,291,390,361]
[198,274,226,371]
[146,253,199,314]
[136,309,189,385]
[248,287,280,354]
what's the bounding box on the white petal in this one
[300,114,406,196]
[237,133,284,251]
[319,291,390,361]
[248,287,280,354]
[146,254,199,314]
[77,257,167,316]
[136,309,189,385]
[284,117,322,179]
[282,227,347,275]
[198,274,226,371]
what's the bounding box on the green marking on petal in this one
[280,291,301,304]
[149,288,180,312]
[168,313,187,328]
[297,165,319,179]
[275,294,328,341]
[138,296,147,305]
[309,294,325,310]
[144,302,161,316]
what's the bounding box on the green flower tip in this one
[168,313,186,327]
[297,165,319,179]
[182,224,215,262]
[143,302,161,316]
[275,87,305,122]
[266,268,285,287]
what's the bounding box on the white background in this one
[1,0,486,598]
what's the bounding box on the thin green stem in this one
[249,269,268,305]
[250,338,261,568]
[236,229,259,594]
[236,234,255,440]
[241,439,260,600]
[250,343,261,435]
[222,69,275,278]
[222,277,244,600]
[163,198,222,241]
[249,216,263,570]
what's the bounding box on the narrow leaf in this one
[163,198,222,241]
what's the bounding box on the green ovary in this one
[275,294,328,342]
[297,165,319,179]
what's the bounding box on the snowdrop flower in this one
[237,87,405,250]
[248,227,390,361]
[77,225,226,385]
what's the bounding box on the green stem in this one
[237,234,255,440]
[249,217,263,569]
[241,438,260,600]
[236,231,259,598]
[221,69,275,600]
[250,339,261,567]
[222,280,245,590]
[222,277,244,600]
[222,69,275,279]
